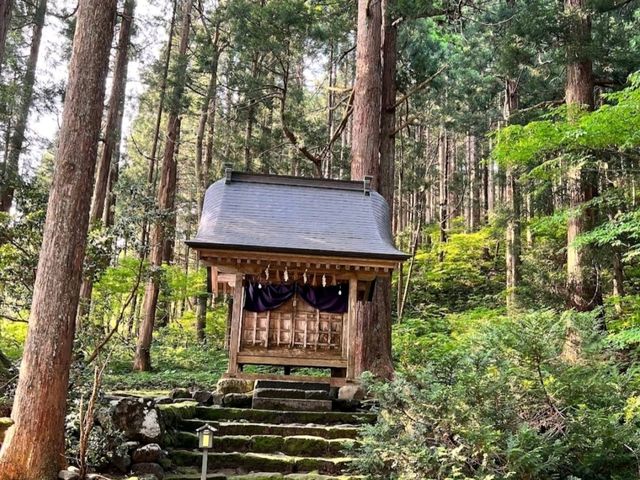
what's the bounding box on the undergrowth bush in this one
[103,306,229,390]
[357,309,640,480]
[403,226,504,316]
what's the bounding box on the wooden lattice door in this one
[240,296,344,358]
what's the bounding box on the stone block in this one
[254,380,329,392]
[131,462,164,480]
[253,388,307,399]
[211,391,224,405]
[169,388,191,400]
[338,384,364,402]
[132,443,163,463]
[109,449,132,473]
[216,378,254,394]
[192,390,213,405]
[305,390,330,400]
[252,397,332,412]
[58,471,80,480]
[222,392,252,408]
[111,398,164,443]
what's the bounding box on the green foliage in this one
[104,307,229,390]
[0,320,27,361]
[605,294,640,351]
[162,265,207,303]
[360,310,640,480]
[403,226,504,315]
[576,210,640,261]
[393,316,451,369]
[0,174,48,318]
[493,74,640,168]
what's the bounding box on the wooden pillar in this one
[224,297,233,351]
[346,275,358,382]
[227,272,244,375]
[211,267,219,296]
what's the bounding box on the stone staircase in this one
[251,380,333,412]
[162,380,373,480]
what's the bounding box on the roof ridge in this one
[228,171,367,193]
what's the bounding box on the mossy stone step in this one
[252,398,332,412]
[253,388,330,401]
[167,432,358,456]
[194,407,376,426]
[165,471,363,480]
[254,380,330,392]
[160,401,200,427]
[180,420,361,439]
[168,450,352,475]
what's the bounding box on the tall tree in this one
[350,0,394,379]
[350,0,381,186]
[91,0,136,225]
[134,0,193,371]
[0,0,117,477]
[371,0,399,379]
[78,0,136,319]
[140,0,178,257]
[194,17,223,342]
[0,0,12,72]
[468,133,481,231]
[0,0,47,212]
[438,127,448,257]
[504,77,521,311]
[564,0,601,311]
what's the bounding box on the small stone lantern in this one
[196,424,217,480]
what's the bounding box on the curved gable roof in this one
[186,172,409,261]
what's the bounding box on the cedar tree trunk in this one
[438,127,448,258]
[504,77,521,311]
[134,0,192,371]
[0,1,116,477]
[350,0,391,379]
[78,0,135,320]
[0,0,46,212]
[0,0,12,73]
[565,0,601,311]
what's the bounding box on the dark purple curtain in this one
[244,282,349,314]
[299,283,349,314]
[244,282,296,312]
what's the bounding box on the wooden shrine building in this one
[187,170,409,385]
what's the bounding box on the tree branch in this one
[318,88,355,159]
[0,313,28,323]
[516,98,565,114]
[392,64,448,110]
[279,61,323,175]
[85,260,145,365]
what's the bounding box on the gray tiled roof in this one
[186,172,409,261]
